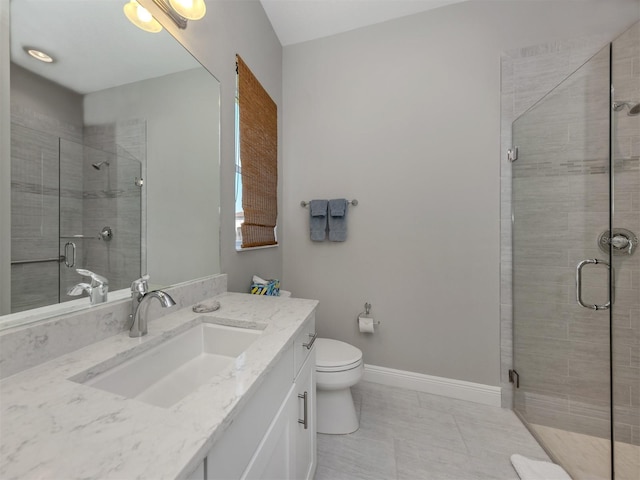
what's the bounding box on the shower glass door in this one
[58,138,142,301]
[512,44,613,479]
[10,126,142,313]
[610,22,640,480]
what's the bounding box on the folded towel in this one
[510,454,571,480]
[309,199,328,241]
[329,198,346,217]
[328,198,348,242]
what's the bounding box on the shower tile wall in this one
[83,121,144,291]
[512,44,613,441]
[10,106,83,312]
[11,103,144,311]
[501,22,640,451]
[500,32,613,409]
[611,22,640,453]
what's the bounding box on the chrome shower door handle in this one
[64,242,76,268]
[576,259,610,310]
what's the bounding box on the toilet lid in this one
[315,338,362,369]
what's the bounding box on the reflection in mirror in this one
[3,0,220,324]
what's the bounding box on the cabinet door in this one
[294,350,316,480]
[241,384,296,480]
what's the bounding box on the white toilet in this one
[315,338,364,434]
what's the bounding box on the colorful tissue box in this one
[250,279,280,296]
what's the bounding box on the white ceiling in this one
[11,0,469,93]
[259,0,469,46]
[11,0,200,95]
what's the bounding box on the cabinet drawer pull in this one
[298,392,308,429]
[302,332,317,350]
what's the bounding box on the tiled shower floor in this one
[530,424,640,480]
[315,381,550,480]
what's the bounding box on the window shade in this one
[237,55,278,248]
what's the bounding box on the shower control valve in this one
[598,228,637,256]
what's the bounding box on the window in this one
[235,55,278,249]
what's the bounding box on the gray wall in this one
[281,0,638,387]
[10,64,83,127]
[83,68,219,288]
[139,0,283,294]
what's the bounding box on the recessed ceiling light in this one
[25,48,54,63]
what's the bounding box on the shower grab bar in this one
[576,259,611,310]
[11,256,64,265]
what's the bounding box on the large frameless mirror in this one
[2,0,220,327]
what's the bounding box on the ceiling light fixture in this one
[123,0,163,33]
[169,0,206,20]
[25,48,54,63]
[124,0,204,33]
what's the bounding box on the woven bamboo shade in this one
[237,55,278,248]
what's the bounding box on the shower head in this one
[92,161,110,170]
[613,101,640,116]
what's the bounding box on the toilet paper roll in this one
[358,315,375,333]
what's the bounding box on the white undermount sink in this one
[78,322,264,408]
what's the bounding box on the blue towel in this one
[309,199,328,241]
[328,198,348,242]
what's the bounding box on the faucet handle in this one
[76,269,108,287]
[67,283,91,296]
[131,274,150,297]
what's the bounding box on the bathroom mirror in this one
[1,0,220,324]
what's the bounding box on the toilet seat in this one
[315,338,363,372]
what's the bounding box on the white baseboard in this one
[363,364,502,407]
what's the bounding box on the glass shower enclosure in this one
[10,125,142,313]
[511,23,639,480]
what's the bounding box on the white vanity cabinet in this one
[292,351,316,480]
[241,350,316,480]
[199,314,317,480]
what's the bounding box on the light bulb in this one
[169,0,206,20]
[136,4,153,22]
[123,0,163,33]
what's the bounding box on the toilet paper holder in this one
[357,302,380,325]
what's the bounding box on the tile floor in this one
[315,382,550,480]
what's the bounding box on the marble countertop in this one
[0,293,318,480]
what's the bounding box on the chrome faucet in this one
[67,269,109,305]
[129,275,176,337]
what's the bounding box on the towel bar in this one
[300,199,358,207]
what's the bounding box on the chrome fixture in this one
[613,101,640,116]
[99,226,113,242]
[67,269,109,305]
[507,146,519,162]
[64,242,76,268]
[129,275,176,337]
[300,199,358,207]
[576,259,611,310]
[598,228,637,256]
[92,160,110,170]
[123,0,205,34]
